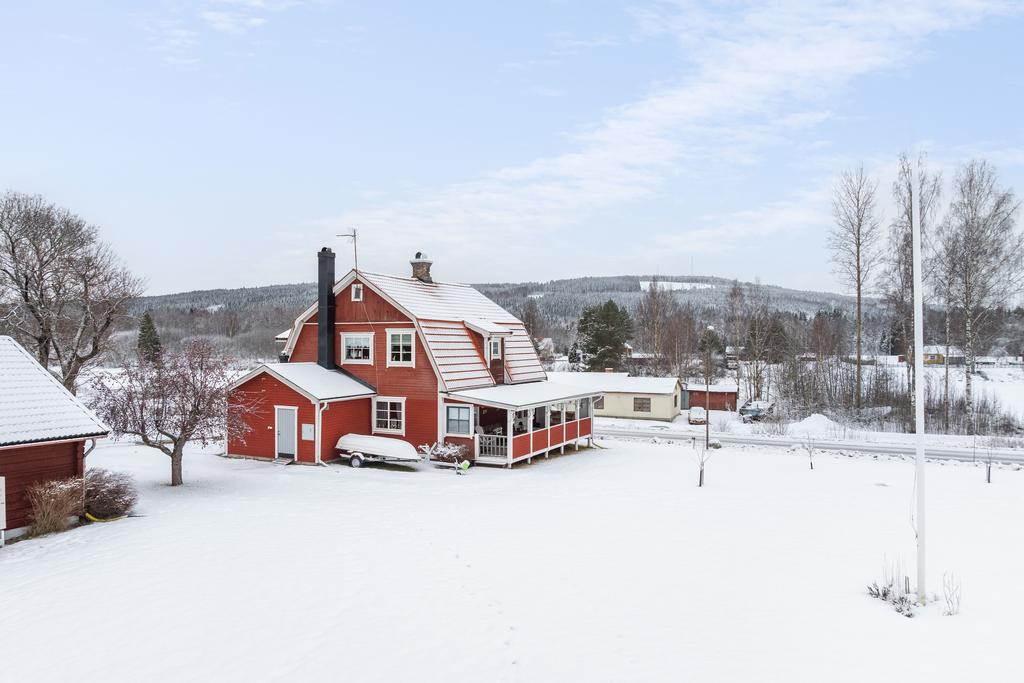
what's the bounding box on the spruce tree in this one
[577,300,633,371]
[137,311,163,363]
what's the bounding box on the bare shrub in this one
[84,468,138,520]
[867,557,916,618]
[27,477,84,536]
[754,418,789,437]
[713,416,733,434]
[943,572,962,616]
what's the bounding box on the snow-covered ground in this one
[2,440,1023,682]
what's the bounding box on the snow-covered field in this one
[2,439,1022,682]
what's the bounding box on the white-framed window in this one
[489,338,502,361]
[387,329,416,368]
[341,332,373,365]
[351,283,364,302]
[445,405,472,436]
[373,397,405,435]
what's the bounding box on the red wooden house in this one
[228,249,601,467]
[1,336,109,541]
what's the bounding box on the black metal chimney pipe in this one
[317,247,336,370]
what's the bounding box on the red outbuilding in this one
[228,249,601,467]
[0,336,109,542]
[683,383,739,412]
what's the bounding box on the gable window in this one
[387,329,415,367]
[342,333,373,364]
[351,283,364,302]
[633,397,652,413]
[446,405,471,436]
[374,397,405,435]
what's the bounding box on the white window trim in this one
[488,337,502,362]
[373,396,406,436]
[351,283,364,302]
[444,404,474,438]
[340,331,374,366]
[386,328,416,368]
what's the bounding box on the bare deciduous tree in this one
[940,160,1023,435]
[635,277,674,374]
[89,340,258,486]
[830,165,882,410]
[881,153,942,424]
[0,192,142,392]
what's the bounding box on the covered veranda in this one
[442,382,602,467]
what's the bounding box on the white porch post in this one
[574,399,580,451]
[506,408,514,467]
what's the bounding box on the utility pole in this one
[911,174,927,604]
[337,228,359,271]
[705,325,713,449]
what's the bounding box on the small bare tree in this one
[89,340,258,486]
[695,441,711,487]
[802,434,815,470]
[830,165,882,410]
[0,191,143,392]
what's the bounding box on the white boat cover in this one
[335,433,421,461]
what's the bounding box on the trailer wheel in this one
[350,453,364,468]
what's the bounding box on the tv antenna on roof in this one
[337,228,359,271]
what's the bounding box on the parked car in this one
[688,406,707,425]
[739,399,775,423]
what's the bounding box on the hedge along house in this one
[0,336,109,542]
[227,249,601,467]
[546,372,683,421]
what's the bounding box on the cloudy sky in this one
[1,1,1022,295]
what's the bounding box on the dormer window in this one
[490,338,502,361]
[351,283,364,302]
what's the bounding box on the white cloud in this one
[305,1,1020,282]
[201,10,268,34]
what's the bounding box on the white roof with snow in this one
[234,362,376,402]
[359,271,519,323]
[0,336,109,447]
[923,345,964,356]
[447,381,602,409]
[684,382,739,394]
[547,371,681,395]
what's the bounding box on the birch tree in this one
[880,153,942,424]
[940,160,1023,435]
[829,165,881,410]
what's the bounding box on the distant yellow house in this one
[547,372,683,421]
[922,345,965,366]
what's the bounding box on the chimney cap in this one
[320,246,334,254]
[411,251,431,262]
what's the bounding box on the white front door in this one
[275,407,297,458]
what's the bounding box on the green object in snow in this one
[459,460,470,471]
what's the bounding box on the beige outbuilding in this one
[547,372,683,421]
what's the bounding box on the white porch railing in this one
[477,434,508,459]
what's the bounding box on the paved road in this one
[594,427,1024,464]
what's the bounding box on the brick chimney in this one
[410,252,433,283]
[317,247,336,370]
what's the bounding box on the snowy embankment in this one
[1,440,1022,682]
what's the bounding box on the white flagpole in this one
[911,173,927,603]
